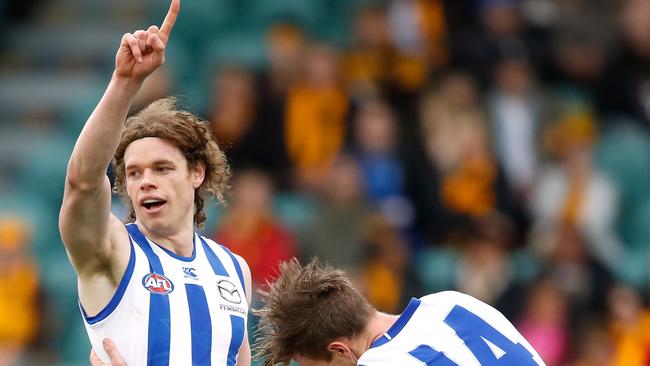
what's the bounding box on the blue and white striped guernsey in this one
[357,291,546,366]
[81,223,248,366]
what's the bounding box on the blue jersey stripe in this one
[186,284,212,366]
[409,345,458,366]
[220,244,247,299]
[199,236,229,277]
[227,315,245,366]
[126,224,171,366]
[126,224,163,272]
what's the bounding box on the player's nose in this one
[139,169,159,190]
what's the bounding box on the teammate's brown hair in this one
[112,97,230,228]
[254,258,374,365]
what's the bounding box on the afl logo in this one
[142,273,174,295]
[217,279,241,304]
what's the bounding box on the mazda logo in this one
[217,279,241,304]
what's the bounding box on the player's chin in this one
[139,216,174,234]
[136,207,169,226]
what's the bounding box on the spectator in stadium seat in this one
[208,66,264,172]
[350,99,413,229]
[452,215,524,318]
[487,53,542,200]
[342,4,394,98]
[532,105,623,272]
[387,0,448,92]
[213,169,297,288]
[0,217,40,366]
[300,155,374,276]
[535,224,615,325]
[358,214,419,314]
[408,73,527,243]
[285,44,349,190]
[571,322,615,366]
[607,284,650,366]
[517,278,570,366]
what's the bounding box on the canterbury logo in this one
[182,267,197,278]
[217,279,241,304]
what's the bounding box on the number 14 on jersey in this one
[409,305,539,366]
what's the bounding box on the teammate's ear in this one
[191,161,205,188]
[327,341,354,359]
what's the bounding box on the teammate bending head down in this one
[59,0,252,364]
[255,258,546,366]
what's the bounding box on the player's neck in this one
[136,220,195,257]
[356,311,400,355]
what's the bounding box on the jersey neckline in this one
[369,297,422,349]
[129,223,197,262]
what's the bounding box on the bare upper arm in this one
[59,173,130,278]
[60,171,132,316]
[236,332,252,366]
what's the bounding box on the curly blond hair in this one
[112,97,230,228]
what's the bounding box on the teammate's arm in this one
[59,0,179,313]
[236,254,252,366]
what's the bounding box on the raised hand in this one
[115,0,179,81]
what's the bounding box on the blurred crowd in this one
[1,0,650,365]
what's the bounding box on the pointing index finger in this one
[159,0,180,43]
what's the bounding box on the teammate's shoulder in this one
[420,290,473,302]
[420,291,486,307]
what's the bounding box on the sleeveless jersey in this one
[358,291,545,366]
[80,223,249,366]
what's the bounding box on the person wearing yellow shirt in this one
[0,217,39,366]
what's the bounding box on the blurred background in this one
[1,0,650,364]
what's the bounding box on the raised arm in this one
[59,0,179,296]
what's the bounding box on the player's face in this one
[124,137,204,235]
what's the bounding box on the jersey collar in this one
[369,297,422,349]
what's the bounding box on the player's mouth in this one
[140,197,167,213]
